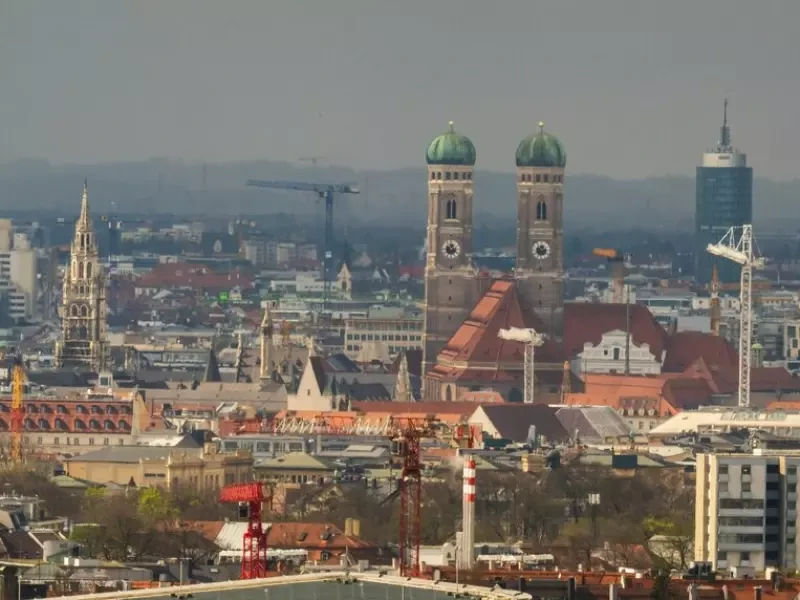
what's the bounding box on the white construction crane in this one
[706,224,765,408]
[498,327,545,404]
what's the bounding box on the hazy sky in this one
[2,1,799,179]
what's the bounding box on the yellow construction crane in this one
[10,363,25,463]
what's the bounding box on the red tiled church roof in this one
[662,331,737,373]
[436,280,562,366]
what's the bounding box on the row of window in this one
[718,463,793,476]
[223,441,304,453]
[13,404,130,415]
[520,173,563,183]
[719,498,764,510]
[8,418,131,432]
[31,436,124,446]
[346,333,422,342]
[347,321,422,331]
[430,171,472,181]
[347,344,421,354]
[718,516,764,527]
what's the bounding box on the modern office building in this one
[695,100,753,285]
[695,452,800,572]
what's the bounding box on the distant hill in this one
[0,158,797,231]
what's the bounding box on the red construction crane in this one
[392,419,443,578]
[219,482,271,579]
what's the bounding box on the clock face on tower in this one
[442,239,461,259]
[532,241,551,260]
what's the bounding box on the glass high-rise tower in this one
[695,100,753,285]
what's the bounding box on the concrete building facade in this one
[695,452,800,573]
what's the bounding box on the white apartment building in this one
[0,231,37,322]
[695,452,800,573]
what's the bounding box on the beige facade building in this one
[65,444,253,489]
[344,316,423,359]
[695,452,800,573]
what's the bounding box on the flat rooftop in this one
[54,572,527,600]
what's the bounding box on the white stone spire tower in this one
[55,181,109,371]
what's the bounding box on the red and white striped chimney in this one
[460,457,476,569]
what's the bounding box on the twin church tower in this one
[422,121,567,374]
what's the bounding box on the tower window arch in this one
[536,200,548,221]
[81,305,89,318]
[430,172,435,181]
[78,262,84,279]
[86,262,92,279]
[70,304,79,317]
[446,198,457,220]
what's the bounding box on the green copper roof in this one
[516,122,567,168]
[426,121,476,166]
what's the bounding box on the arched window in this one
[445,386,453,402]
[536,200,548,221]
[613,348,621,361]
[446,198,457,220]
[86,262,92,279]
[76,405,88,414]
[70,304,79,317]
[91,405,102,414]
[78,262,84,279]
[119,420,130,431]
[430,172,435,181]
[27,404,38,414]
[24,418,35,431]
[81,305,89,318]
[106,405,118,415]
[89,419,101,430]
[37,419,50,430]
[104,420,116,431]
[74,419,86,430]
[55,418,68,431]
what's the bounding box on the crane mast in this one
[498,327,545,404]
[219,482,271,579]
[706,225,764,408]
[246,179,359,311]
[10,362,25,463]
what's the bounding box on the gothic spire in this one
[78,179,92,231]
